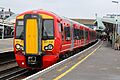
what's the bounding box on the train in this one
[14,9,97,69]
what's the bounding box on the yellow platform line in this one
[53,42,102,80]
[57,66,68,72]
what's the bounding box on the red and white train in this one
[14,9,97,69]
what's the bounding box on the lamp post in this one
[112,1,119,33]
[112,1,119,48]
[0,7,5,39]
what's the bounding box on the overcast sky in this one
[0,0,120,19]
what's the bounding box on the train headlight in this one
[16,44,21,49]
[48,44,53,50]
[16,44,24,51]
[44,44,53,50]
[44,46,48,50]
[20,46,24,51]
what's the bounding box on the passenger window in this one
[85,31,88,39]
[80,30,84,39]
[74,29,77,39]
[78,30,81,40]
[64,27,71,40]
[73,29,80,40]
[76,29,80,40]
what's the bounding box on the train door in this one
[24,14,42,55]
[70,25,74,50]
[64,26,71,49]
[83,27,86,46]
[86,29,89,45]
[60,22,71,52]
[58,22,65,52]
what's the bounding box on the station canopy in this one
[95,16,120,32]
[4,14,18,24]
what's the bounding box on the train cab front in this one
[14,13,58,69]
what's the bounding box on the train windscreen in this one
[16,19,24,40]
[42,19,54,39]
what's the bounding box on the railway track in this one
[0,52,39,80]
[0,66,28,80]
[0,51,17,72]
[0,51,15,63]
[0,59,16,65]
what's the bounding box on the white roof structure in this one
[4,14,18,24]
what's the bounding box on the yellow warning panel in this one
[26,19,38,54]
[17,15,24,19]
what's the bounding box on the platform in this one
[24,41,120,80]
[0,38,13,53]
[53,41,120,80]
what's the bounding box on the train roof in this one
[62,16,95,31]
[17,9,96,31]
[17,9,61,19]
